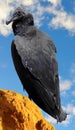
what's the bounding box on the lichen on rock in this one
[0,89,55,130]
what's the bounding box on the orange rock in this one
[0,89,55,130]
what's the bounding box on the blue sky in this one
[0,0,75,129]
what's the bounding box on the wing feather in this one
[14,28,60,107]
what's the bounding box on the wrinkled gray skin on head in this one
[6,7,34,35]
[6,7,67,123]
[6,7,29,24]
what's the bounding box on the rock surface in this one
[0,89,55,130]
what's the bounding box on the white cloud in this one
[49,9,75,35]
[44,1,75,35]
[59,77,72,92]
[20,0,35,6]
[21,0,38,6]
[15,0,38,6]
[0,1,14,35]
[0,0,75,36]
[32,3,45,27]
[64,104,75,115]
[47,0,61,6]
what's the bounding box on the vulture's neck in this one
[12,21,29,36]
[12,22,36,38]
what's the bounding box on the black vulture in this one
[6,7,67,122]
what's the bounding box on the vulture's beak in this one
[6,18,13,25]
[6,15,18,25]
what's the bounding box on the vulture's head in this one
[6,7,34,25]
[6,7,34,34]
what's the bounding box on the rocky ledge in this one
[0,89,55,130]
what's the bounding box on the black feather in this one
[6,7,67,122]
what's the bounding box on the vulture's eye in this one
[17,11,21,16]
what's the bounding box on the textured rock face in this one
[0,89,55,130]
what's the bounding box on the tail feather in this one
[57,108,67,122]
